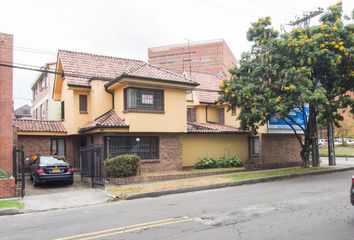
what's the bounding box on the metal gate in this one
[12,146,25,198]
[80,144,105,188]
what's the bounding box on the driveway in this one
[23,174,112,212]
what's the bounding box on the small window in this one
[51,138,66,156]
[250,136,260,155]
[231,107,237,116]
[187,108,196,122]
[124,88,164,112]
[61,101,65,119]
[39,104,43,120]
[218,108,225,124]
[79,95,88,113]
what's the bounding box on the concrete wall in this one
[182,133,249,167]
[246,133,302,169]
[0,33,13,173]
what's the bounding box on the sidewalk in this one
[106,166,354,200]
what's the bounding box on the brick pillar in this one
[0,33,13,173]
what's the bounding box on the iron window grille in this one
[124,87,164,112]
[107,136,159,160]
[61,101,65,119]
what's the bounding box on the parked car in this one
[346,139,354,145]
[351,175,354,206]
[318,139,328,146]
[29,155,74,187]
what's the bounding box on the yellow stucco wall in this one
[224,108,240,128]
[114,83,188,132]
[207,106,220,123]
[61,80,91,135]
[90,80,112,119]
[196,105,206,123]
[182,134,249,167]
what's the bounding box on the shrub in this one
[105,154,140,178]
[0,169,10,179]
[195,157,218,169]
[195,156,244,169]
[217,156,244,168]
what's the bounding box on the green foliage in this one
[195,157,218,169]
[220,2,354,166]
[195,156,244,169]
[105,154,140,178]
[0,169,10,179]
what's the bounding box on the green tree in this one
[220,2,354,167]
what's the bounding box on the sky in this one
[1,0,353,108]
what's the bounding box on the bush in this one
[0,169,10,179]
[195,156,244,169]
[105,154,140,178]
[195,157,218,169]
[217,156,244,168]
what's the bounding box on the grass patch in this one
[225,167,332,182]
[319,146,354,157]
[186,167,244,173]
[0,199,24,209]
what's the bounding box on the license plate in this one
[52,168,61,173]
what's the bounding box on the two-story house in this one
[14,50,302,173]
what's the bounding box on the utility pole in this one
[283,7,324,167]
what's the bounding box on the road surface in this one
[1,171,354,240]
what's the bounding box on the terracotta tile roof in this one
[183,71,222,103]
[187,122,244,133]
[14,119,66,133]
[80,110,128,131]
[58,50,198,87]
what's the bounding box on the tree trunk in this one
[327,120,336,166]
[309,104,320,167]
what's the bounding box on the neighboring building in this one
[14,104,32,118]
[148,39,236,78]
[31,62,61,120]
[0,32,13,173]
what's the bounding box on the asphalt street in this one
[1,170,354,240]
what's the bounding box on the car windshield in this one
[39,156,66,165]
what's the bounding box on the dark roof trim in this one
[105,73,199,88]
[67,84,91,89]
[79,125,129,133]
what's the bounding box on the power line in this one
[1,62,222,93]
[248,0,299,16]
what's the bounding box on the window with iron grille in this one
[124,87,164,112]
[107,136,159,160]
[79,95,88,113]
[187,108,196,122]
[250,136,260,155]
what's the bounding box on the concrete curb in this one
[0,208,21,216]
[125,167,354,200]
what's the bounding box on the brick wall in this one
[0,178,16,199]
[140,134,183,172]
[0,33,13,173]
[246,133,302,170]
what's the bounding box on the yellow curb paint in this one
[54,216,190,240]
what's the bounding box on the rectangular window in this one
[61,101,65,119]
[250,136,260,155]
[79,95,88,113]
[187,108,196,122]
[39,104,43,120]
[218,108,225,124]
[51,138,66,156]
[124,88,164,112]
[231,107,237,116]
[107,136,159,160]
